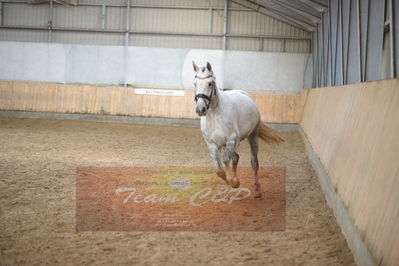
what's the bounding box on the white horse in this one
[193,61,284,198]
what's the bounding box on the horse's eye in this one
[208,82,212,86]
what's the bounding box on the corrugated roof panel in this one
[227,37,260,51]
[0,29,47,42]
[0,0,311,53]
[52,31,124,46]
[3,2,48,27]
[53,5,101,29]
[80,0,125,5]
[131,8,208,33]
[285,39,310,53]
[263,39,284,52]
[130,34,222,49]
[132,0,224,8]
[106,6,125,30]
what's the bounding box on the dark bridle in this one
[194,74,216,108]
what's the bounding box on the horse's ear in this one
[193,61,199,72]
[206,62,212,72]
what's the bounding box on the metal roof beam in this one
[272,0,321,24]
[233,0,315,31]
[274,0,321,16]
[312,0,328,6]
[251,0,318,27]
[249,0,317,29]
[298,0,328,13]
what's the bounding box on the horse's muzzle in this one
[196,105,207,116]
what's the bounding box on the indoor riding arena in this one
[0,1,398,265]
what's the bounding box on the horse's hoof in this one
[254,191,263,198]
[230,178,240,188]
[217,170,226,180]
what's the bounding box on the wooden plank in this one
[0,80,307,124]
[301,79,399,266]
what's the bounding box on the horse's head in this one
[193,61,216,116]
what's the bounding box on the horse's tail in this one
[258,122,285,143]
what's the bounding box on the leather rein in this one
[194,74,216,108]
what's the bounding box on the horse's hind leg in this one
[248,129,262,198]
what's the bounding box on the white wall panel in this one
[0,41,308,92]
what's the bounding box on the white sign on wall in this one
[134,88,185,96]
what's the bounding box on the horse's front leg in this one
[208,143,228,184]
[222,139,240,188]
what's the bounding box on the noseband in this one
[194,75,216,108]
